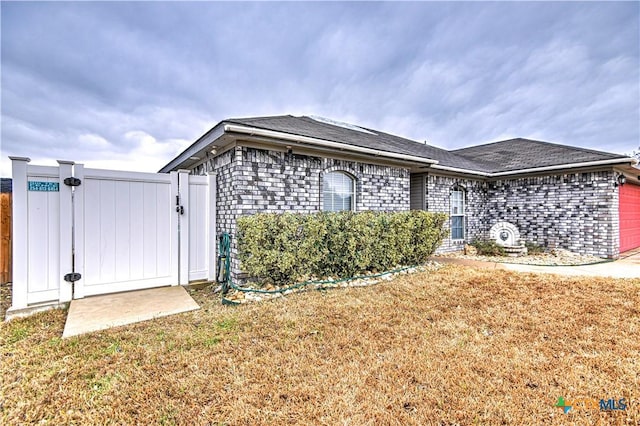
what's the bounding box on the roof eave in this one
[160,120,637,176]
[158,122,227,173]
[432,157,637,177]
[430,164,491,177]
[490,157,637,177]
[223,124,440,166]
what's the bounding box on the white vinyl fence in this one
[9,157,216,313]
[181,174,216,283]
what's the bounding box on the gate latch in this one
[64,177,82,187]
[175,195,184,215]
[64,273,82,282]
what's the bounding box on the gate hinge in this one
[64,273,82,282]
[64,177,82,187]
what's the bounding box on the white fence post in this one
[208,172,217,282]
[9,157,30,310]
[170,171,180,286]
[58,161,74,303]
[178,170,190,285]
[73,164,85,299]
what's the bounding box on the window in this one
[450,188,465,240]
[323,171,355,211]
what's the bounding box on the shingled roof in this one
[162,114,634,175]
[452,138,629,173]
[225,115,486,171]
[224,115,631,174]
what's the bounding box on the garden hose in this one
[221,264,418,305]
[216,232,232,293]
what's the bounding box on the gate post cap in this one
[9,156,31,162]
[57,160,75,165]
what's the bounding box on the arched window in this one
[323,171,355,211]
[450,187,465,240]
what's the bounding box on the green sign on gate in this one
[28,181,60,192]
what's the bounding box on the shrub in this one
[470,239,506,256]
[238,210,448,286]
[525,241,545,255]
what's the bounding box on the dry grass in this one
[0,282,11,320]
[1,266,639,425]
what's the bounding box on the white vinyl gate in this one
[10,157,216,312]
[74,167,179,298]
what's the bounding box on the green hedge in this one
[470,239,506,256]
[237,210,448,286]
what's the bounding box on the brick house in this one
[160,115,640,278]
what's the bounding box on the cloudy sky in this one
[1,1,638,176]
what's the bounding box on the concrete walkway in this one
[63,286,200,338]
[433,249,640,279]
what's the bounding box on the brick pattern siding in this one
[425,171,618,258]
[193,148,242,274]
[192,146,410,279]
[235,148,322,215]
[191,147,619,281]
[486,171,618,258]
[425,174,488,253]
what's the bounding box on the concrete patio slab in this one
[62,286,200,338]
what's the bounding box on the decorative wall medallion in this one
[489,221,521,247]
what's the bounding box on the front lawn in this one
[1,266,638,424]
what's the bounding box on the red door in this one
[619,183,640,253]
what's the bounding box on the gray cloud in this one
[1,2,638,175]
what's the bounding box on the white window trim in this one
[450,188,465,241]
[322,171,356,212]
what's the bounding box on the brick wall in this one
[424,170,619,258]
[192,146,410,279]
[193,148,619,273]
[235,148,322,215]
[486,171,618,258]
[356,163,409,211]
[193,148,240,274]
[425,174,488,252]
[233,148,409,214]
[193,148,237,236]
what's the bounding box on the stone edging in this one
[222,262,442,304]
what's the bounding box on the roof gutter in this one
[223,124,439,165]
[490,157,638,177]
[432,157,637,177]
[430,164,491,177]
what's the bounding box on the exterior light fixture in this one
[615,174,626,187]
